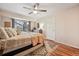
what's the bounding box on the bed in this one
[0,28,45,55]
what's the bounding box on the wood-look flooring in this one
[47,40,79,56]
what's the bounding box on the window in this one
[12,19,30,32]
[14,19,24,31]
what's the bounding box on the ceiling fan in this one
[23,3,47,14]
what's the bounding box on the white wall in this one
[38,5,79,48]
[37,15,55,40]
[0,16,1,27]
[55,5,79,48]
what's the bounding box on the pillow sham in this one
[5,28,15,37]
[10,28,17,36]
[0,27,9,39]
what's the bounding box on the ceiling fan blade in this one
[29,12,33,14]
[23,7,32,10]
[38,10,47,12]
[34,3,39,9]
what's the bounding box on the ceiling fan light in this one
[33,11,37,14]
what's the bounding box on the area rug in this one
[26,40,58,56]
[26,45,48,56]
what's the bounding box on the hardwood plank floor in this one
[47,40,79,56]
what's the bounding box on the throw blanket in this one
[31,33,45,46]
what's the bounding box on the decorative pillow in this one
[5,28,18,37]
[5,28,15,37]
[0,27,9,39]
[10,28,17,36]
[16,28,21,35]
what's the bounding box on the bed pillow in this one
[0,27,9,39]
[5,28,18,38]
[16,28,21,35]
[5,28,14,37]
[10,28,17,36]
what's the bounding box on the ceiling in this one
[0,3,78,19]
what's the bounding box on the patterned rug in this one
[26,45,48,56]
[26,40,58,56]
